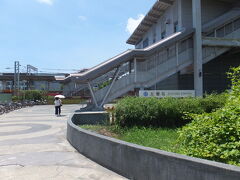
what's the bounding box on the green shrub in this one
[12,96,18,102]
[178,67,240,166]
[98,80,112,90]
[200,93,227,113]
[115,94,226,128]
[20,90,47,101]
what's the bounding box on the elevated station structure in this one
[64,0,240,109]
[0,73,67,93]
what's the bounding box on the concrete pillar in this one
[176,42,179,66]
[192,0,203,97]
[177,0,182,30]
[134,58,137,83]
[129,60,132,74]
[88,82,98,108]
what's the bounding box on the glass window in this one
[153,27,157,43]
[234,18,240,31]
[206,31,215,37]
[0,81,3,90]
[143,38,149,48]
[216,27,225,37]
[225,22,233,35]
[161,31,166,39]
[174,21,178,33]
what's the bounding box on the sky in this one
[0,0,156,74]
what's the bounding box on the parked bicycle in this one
[0,100,39,115]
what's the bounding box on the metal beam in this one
[152,7,165,14]
[148,12,161,19]
[159,0,174,6]
[100,68,120,107]
[145,17,158,24]
[134,32,144,36]
[27,65,38,75]
[88,82,99,108]
[141,22,152,27]
[202,37,240,47]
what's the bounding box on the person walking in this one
[54,97,62,116]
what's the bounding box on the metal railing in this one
[206,17,240,38]
[203,16,240,63]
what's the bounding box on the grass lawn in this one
[80,125,180,153]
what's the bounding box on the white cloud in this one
[78,16,87,21]
[37,0,54,5]
[126,14,144,34]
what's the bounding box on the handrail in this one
[203,8,240,33]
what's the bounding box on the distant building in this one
[65,0,240,108]
[0,73,68,94]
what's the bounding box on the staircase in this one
[63,81,87,97]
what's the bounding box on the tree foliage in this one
[178,66,240,166]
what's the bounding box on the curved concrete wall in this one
[67,113,240,180]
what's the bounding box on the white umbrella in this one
[55,95,66,99]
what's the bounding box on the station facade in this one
[65,0,240,108]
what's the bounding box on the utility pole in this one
[27,65,38,90]
[27,65,38,75]
[14,61,20,96]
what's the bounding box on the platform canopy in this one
[126,0,174,45]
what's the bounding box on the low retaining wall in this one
[67,113,240,180]
[71,112,108,125]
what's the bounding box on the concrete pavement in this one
[0,105,126,180]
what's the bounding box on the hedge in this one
[18,90,47,101]
[115,94,227,128]
[178,66,240,166]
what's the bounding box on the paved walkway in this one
[0,105,126,180]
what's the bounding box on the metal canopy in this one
[0,74,58,81]
[126,0,174,45]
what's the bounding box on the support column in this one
[129,60,132,74]
[134,58,137,83]
[88,82,98,108]
[192,0,203,97]
[176,42,179,66]
[100,68,120,107]
[177,0,182,30]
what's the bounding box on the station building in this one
[64,0,240,108]
[0,73,67,95]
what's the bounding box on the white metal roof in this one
[126,0,174,45]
